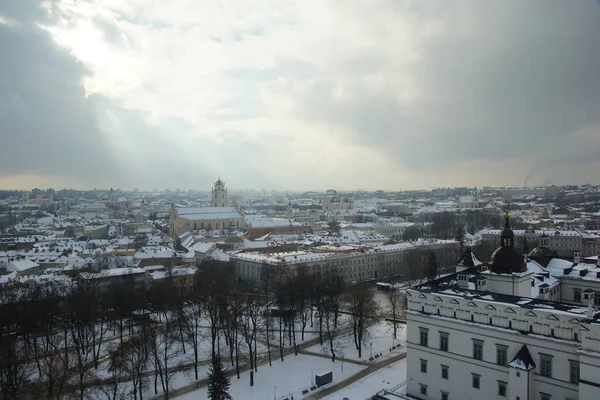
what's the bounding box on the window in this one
[496,345,508,366]
[540,354,553,378]
[498,381,507,397]
[420,384,427,395]
[473,340,483,360]
[441,365,448,379]
[574,289,581,302]
[540,394,551,400]
[441,392,448,400]
[420,328,429,346]
[440,332,449,352]
[420,359,427,373]
[472,374,480,389]
[596,293,600,306]
[570,361,580,384]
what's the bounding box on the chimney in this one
[457,273,470,290]
[583,289,595,319]
[574,251,581,265]
[476,277,486,291]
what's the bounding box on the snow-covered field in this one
[306,321,407,363]
[178,354,365,400]
[322,359,407,400]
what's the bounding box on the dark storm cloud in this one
[289,1,600,182]
[0,1,121,183]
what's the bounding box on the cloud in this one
[1,0,600,190]
[0,1,122,188]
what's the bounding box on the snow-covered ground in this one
[322,359,407,400]
[306,321,407,363]
[178,354,365,400]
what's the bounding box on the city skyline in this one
[1,1,600,191]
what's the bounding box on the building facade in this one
[322,190,354,211]
[169,178,246,237]
[232,240,459,284]
[480,228,600,258]
[211,177,228,207]
[406,213,600,400]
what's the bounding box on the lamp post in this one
[274,385,276,400]
[341,355,344,373]
[370,342,373,358]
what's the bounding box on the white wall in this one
[407,311,580,400]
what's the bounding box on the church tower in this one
[211,177,228,208]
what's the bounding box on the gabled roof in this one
[508,344,536,371]
[457,248,482,267]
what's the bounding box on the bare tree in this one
[97,344,127,400]
[346,284,380,358]
[0,336,34,400]
[321,307,341,362]
[147,320,181,399]
[181,283,205,380]
[271,266,289,361]
[112,333,148,400]
[388,289,403,339]
[294,265,315,342]
[238,293,260,386]
[199,263,234,361]
[260,264,273,366]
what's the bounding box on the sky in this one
[1,0,600,191]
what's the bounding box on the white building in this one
[348,222,415,241]
[406,213,600,400]
[480,227,600,258]
[231,240,459,284]
[6,258,41,276]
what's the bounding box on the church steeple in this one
[211,177,228,207]
[500,211,514,248]
[489,210,527,274]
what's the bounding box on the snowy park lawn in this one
[322,359,407,400]
[306,321,407,363]
[177,353,365,400]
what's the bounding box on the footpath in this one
[306,352,407,400]
[150,335,324,400]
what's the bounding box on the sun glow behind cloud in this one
[1,0,599,190]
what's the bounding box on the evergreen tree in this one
[207,356,232,400]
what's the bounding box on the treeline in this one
[0,260,400,400]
